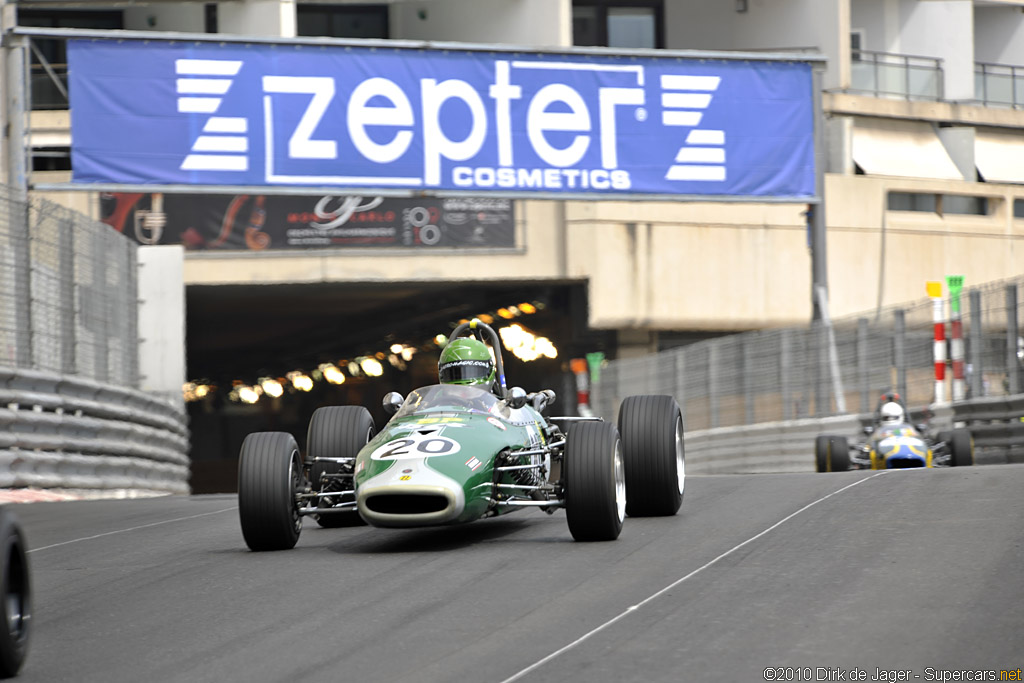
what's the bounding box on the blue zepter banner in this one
[68,39,816,199]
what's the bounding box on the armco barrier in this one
[685,414,862,474]
[0,367,190,494]
[603,394,1022,474]
[952,395,1024,463]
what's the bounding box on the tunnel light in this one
[390,343,404,354]
[237,385,261,404]
[497,308,515,320]
[288,371,314,392]
[321,364,346,385]
[183,382,215,402]
[499,323,558,362]
[434,334,448,346]
[518,302,536,315]
[360,356,384,377]
[260,378,284,398]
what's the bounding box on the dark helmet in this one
[438,338,496,386]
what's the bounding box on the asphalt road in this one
[10,465,1024,683]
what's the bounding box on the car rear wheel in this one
[308,406,376,528]
[617,395,685,517]
[0,508,30,678]
[564,421,625,542]
[949,428,974,467]
[238,432,304,551]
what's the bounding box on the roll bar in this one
[448,318,508,398]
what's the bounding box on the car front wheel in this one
[564,421,625,542]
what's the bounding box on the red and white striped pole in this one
[927,281,947,404]
[947,275,966,401]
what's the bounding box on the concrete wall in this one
[219,0,296,37]
[665,0,845,89]
[390,0,570,47]
[562,200,812,330]
[179,171,1024,335]
[974,5,1024,65]
[138,246,187,405]
[900,0,974,100]
[825,173,1024,316]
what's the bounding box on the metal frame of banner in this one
[3,25,830,319]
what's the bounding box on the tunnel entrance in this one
[184,281,612,493]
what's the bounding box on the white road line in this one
[501,471,890,683]
[27,507,238,553]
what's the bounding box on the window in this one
[888,192,937,213]
[573,1,663,49]
[1015,199,1024,219]
[297,4,388,39]
[851,30,864,61]
[888,192,991,216]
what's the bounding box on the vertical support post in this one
[780,329,792,421]
[6,29,31,368]
[1006,284,1020,395]
[857,317,870,413]
[742,337,754,425]
[126,238,140,388]
[91,236,109,383]
[894,308,907,402]
[969,289,983,399]
[927,281,946,404]
[709,344,719,429]
[59,218,76,374]
[810,66,829,323]
[815,321,829,417]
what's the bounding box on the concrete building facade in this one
[11,0,1024,358]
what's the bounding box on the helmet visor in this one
[439,359,492,383]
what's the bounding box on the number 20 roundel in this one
[369,432,461,460]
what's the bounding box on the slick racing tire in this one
[0,508,29,679]
[564,421,626,542]
[307,407,376,528]
[949,428,974,467]
[617,395,685,517]
[238,432,304,551]
[815,435,850,472]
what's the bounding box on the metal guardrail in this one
[611,394,1021,475]
[952,395,1024,461]
[0,367,190,493]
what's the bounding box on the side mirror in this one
[507,386,528,410]
[863,426,873,436]
[382,391,404,415]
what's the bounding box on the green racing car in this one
[237,319,685,550]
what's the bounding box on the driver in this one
[438,338,500,396]
[879,401,905,426]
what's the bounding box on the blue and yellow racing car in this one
[815,392,974,472]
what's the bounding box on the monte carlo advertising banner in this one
[68,39,816,199]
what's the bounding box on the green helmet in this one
[438,338,495,386]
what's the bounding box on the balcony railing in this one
[848,49,944,101]
[975,62,1024,109]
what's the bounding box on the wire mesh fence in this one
[0,185,138,386]
[592,275,1024,431]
